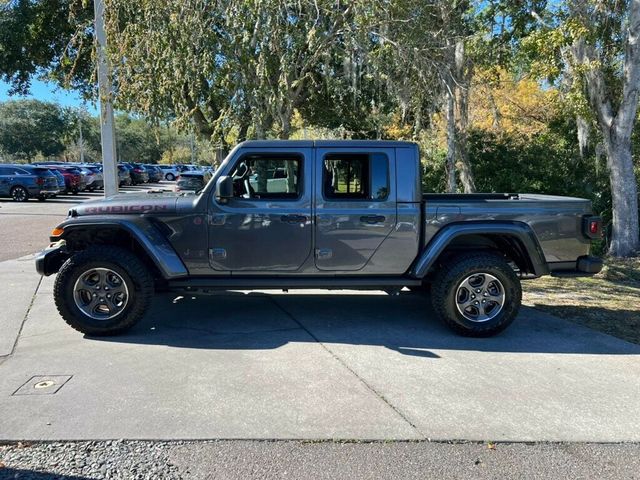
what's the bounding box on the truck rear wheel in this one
[432,253,521,337]
[53,246,154,336]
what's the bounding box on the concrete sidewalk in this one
[0,258,639,442]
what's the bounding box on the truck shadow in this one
[93,291,640,356]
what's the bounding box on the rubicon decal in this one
[84,204,170,214]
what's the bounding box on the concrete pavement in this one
[0,257,639,442]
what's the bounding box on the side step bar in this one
[167,276,422,291]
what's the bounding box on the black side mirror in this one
[215,175,233,203]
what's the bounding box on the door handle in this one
[280,214,307,224]
[360,215,386,224]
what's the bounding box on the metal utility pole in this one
[78,108,84,164]
[94,0,118,197]
[190,131,196,164]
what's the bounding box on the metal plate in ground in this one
[12,375,72,396]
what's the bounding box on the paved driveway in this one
[1,259,639,442]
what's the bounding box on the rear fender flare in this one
[410,221,549,278]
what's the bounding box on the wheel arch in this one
[410,221,549,279]
[59,219,188,280]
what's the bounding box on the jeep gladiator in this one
[35,140,603,337]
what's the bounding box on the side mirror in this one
[215,175,233,203]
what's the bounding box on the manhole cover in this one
[12,375,72,396]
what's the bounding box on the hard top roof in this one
[236,139,417,149]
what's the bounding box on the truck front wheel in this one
[432,253,521,337]
[53,246,154,336]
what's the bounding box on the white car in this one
[158,165,179,181]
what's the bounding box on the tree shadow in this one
[529,303,639,345]
[93,291,640,356]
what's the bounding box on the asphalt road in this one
[0,183,171,261]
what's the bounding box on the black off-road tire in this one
[432,252,522,337]
[53,246,154,336]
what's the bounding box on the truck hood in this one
[71,191,182,216]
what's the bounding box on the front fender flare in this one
[410,221,549,278]
[58,217,188,279]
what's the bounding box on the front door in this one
[314,147,397,271]
[208,149,313,272]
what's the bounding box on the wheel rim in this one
[73,268,129,320]
[12,187,26,201]
[455,273,505,323]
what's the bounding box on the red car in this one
[45,166,84,194]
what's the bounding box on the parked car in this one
[75,166,99,191]
[128,163,149,184]
[36,140,602,337]
[45,166,83,194]
[63,167,88,192]
[158,165,179,181]
[175,171,212,192]
[48,169,66,195]
[117,165,132,187]
[144,165,163,183]
[0,164,60,201]
[81,165,104,190]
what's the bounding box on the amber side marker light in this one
[51,227,64,237]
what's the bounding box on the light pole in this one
[77,107,84,164]
[93,0,118,197]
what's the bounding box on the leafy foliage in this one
[0,99,66,160]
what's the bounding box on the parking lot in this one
[0,182,172,261]
[0,186,640,445]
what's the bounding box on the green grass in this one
[522,258,640,344]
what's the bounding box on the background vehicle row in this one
[0,164,60,201]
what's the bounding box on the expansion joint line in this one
[269,296,425,438]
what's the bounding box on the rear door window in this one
[323,153,389,201]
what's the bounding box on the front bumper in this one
[35,240,70,276]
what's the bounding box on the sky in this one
[0,79,99,114]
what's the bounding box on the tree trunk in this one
[445,89,456,193]
[454,39,476,193]
[604,133,639,257]
[568,0,640,257]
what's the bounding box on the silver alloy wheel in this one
[72,267,129,320]
[455,273,505,322]
[12,186,27,202]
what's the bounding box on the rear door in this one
[314,147,397,271]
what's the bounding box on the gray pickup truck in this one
[36,140,603,337]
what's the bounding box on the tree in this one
[523,0,640,257]
[0,0,94,95]
[0,99,66,161]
